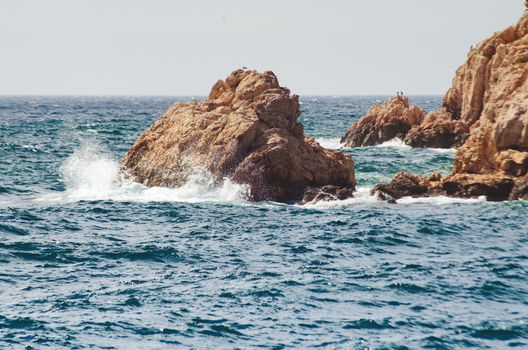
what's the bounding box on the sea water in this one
[0,96,526,349]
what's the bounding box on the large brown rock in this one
[374,12,528,202]
[341,96,425,147]
[121,69,356,203]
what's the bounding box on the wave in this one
[315,138,344,150]
[429,147,457,154]
[316,137,456,155]
[377,138,456,154]
[36,142,249,204]
[397,195,487,204]
[376,138,412,149]
[31,141,474,207]
[300,186,487,209]
[299,187,379,209]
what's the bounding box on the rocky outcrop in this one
[299,185,355,204]
[343,13,528,150]
[121,69,356,203]
[373,172,518,202]
[341,96,425,147]
[374,12,528,202]
[372,172,444,202]
[341,96,470,149]
[404,109,470,148]
[442,11,528,200]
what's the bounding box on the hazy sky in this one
[0,0,524,95]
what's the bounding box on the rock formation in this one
[343,13,528,149]
[373,172,517,202]
[341,96,425,147]
[121,69,356,203]
[374,12,528,202]
[341,94,471,148]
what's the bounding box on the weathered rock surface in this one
[122,69,356,203]
[374,11,528,202]
[341,95,470,149]
[299,185,355,205]
[444,11,528,200]
[372,173,428,202]
[373,172,518,202]
[341,96,425,147]
[404,109,470,148]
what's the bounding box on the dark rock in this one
[299,185,354,205]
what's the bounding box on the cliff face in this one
[122,70,356,203]
[452,13,528,177]
[373,12,528,201]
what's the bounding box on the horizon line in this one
[0,93,445,98]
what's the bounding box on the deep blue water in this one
[0,96,527,349]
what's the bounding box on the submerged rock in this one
[122,69,356,203]
[375,11,528,202]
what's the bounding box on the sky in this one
[0,0,524,96]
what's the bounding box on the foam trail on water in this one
[37,142,249,204]
[315,138,344,150]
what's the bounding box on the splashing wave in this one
[37,142,249,204]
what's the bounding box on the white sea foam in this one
[377,138,456,154]
[299,186,487,209]
[428,147,457,155]
[397,195,487,205]
[376,138,412,149]
[299,186,380,209]
[315,138,344,150]
[37,142,249,204]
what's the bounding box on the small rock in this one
[299,185,354,205]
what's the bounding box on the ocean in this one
[0,96,527,349]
